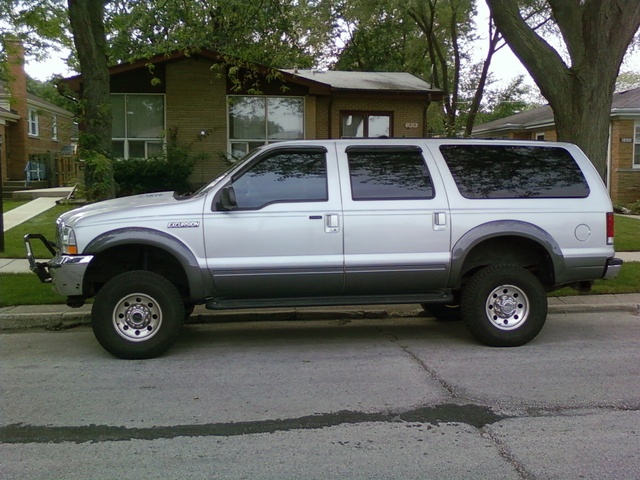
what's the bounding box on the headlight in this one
[59,224,78,255]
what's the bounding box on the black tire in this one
[421,302,462,322]
[92,270,185,359]
[460,265,547,347]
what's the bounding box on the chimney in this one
[4,37,29,180]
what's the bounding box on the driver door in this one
[203,146,344,299]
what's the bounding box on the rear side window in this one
[440,145,590,199]
[347,147,434,200]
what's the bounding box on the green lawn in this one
[2,199,29,212]
[1,204,75,258]
[612,215,640,251]
[0,273,70,306]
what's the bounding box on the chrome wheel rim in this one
[485,284,528,331]
[113,293,162,342]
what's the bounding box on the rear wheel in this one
[92,270,185,359]
[461,265,547,347]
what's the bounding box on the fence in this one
[26,152,80,187]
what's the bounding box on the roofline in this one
[61,49,334,95]
[475,105,640,135]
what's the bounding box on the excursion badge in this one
[167,221,200,228]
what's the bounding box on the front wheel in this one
[461,265,547,347]
[92,270,185,359]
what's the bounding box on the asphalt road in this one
[1,311,639,479]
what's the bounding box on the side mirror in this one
[217,185,238,211]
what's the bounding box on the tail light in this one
[606,212,614,246]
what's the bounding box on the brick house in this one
[0,40,75,186]
[61,50,442,186]
[471,88,640,204]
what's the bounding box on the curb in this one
[0,303,638,331]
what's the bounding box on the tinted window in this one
[440,145,590,199]
[347,148,434,200]
[232,150,327,209]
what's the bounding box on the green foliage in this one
[25,75,76,111]
[615,71,640,92]
[105,0,331,69]
[82,152,116,202]
[113,145,199,197]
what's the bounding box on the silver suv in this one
[25,139,622,358]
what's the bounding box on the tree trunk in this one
[485,0,640,179]
[68,0,115,199]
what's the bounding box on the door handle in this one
[325,214,340,233]
[433,212,447,231]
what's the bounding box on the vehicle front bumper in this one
[24,233,93,297]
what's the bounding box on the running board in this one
[205,291,453,310]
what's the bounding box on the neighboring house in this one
[471,88,640,204]
[61,49,443,186]
[0,40,75,185]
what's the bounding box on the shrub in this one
[114,145,197,197]
[83,152,117,202]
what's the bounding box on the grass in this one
[612,215,640,251]
[2,199,29,212]
[1,204,75,258]
[551,261,640,296]
[0,273,70,306]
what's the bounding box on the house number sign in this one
[620,137,633,143]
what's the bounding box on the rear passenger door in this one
[337,145,451,295]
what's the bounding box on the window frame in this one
[227,95,305,160]
[346,145,435,201]
[440,144,590,199]
[51,114,58,141]
[28,108,39,137]
[111,93,166,159]
[340,111,393,139]
[226,146,329,210]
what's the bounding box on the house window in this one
[634,123,640,168]
[111,94,165,159]
[535,132,545,141]
[51,115,58,141]
[341,112,392,138]
[28,108,39,136]
[228,96,304,159]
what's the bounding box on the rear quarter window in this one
[439,145,590,199]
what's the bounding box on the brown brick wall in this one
[0,124,7,183]
[5,39,28,180]
[26,109,74,156]
[609,119,638,203]
[166,59,228,185]
[328,93,426,139]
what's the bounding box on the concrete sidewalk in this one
[3,197,63,231]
